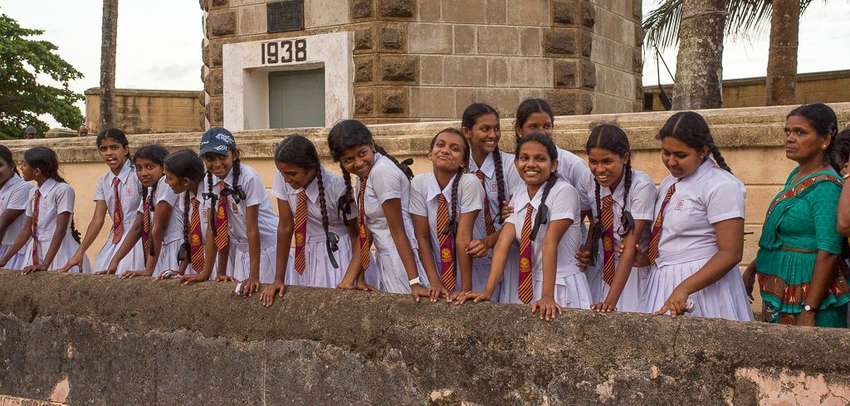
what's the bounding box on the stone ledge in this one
[4,103,849,163]
[0,271,850,404]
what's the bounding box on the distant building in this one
[85,88,205,134]
[200,0,643,130]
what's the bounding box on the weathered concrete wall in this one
[1,271,849,405]
[85,88,205,134]
[644,69,850,111]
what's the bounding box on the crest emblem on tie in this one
[603,237,613,251]
[216,205,226,220]
[191,234,202,246]
[359,223,368,237]
[295,232,305,245]
[519,257,531,271]
[441,248,451,261]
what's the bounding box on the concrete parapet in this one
[0,271,849,404]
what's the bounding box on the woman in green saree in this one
[744,103,850,327]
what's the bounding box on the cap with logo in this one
[199,127,237,156]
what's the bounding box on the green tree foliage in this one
[0,13,83,138]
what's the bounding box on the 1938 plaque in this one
[267,0,304,33]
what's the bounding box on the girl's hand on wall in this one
[260,282,285,307]
[453,291,490,305]
[240,277,260,297]
[531,297,562,321]
[655,286,690,317]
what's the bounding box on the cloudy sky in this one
[3,0,850,126]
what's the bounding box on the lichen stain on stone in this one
[49,376,70,403]
[595,377,616,402]
[64,342,74,359]
[735,367,850,405]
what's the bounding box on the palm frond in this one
[643,0,816,50]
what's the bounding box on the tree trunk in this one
[99,0,119,131]
[765,0,800,106]
[672,0,726,110]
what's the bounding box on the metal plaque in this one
[267,0,304,33]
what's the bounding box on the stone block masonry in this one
[200,0,643,127]
[2,271,850,404]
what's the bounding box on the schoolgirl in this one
[642,111,752,321]
[460,103,524,302]
[0,145,34,270]
[326,119,431,297]
[514,98,594,215]
[103,145,184,278]
[410,128,483,299]
[192,128,279,295]
[64,128,144,274]
[0,147,89,273]
[581,124,657,312]
[456,133,592,319]
[260,135,362,306]
[162,149,214,280]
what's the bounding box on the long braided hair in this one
[23,147,82,243]
[134,144,170,257]
[201,149,245,240]
[164,150,205,265]
[275,135,342,268]
[657,111,732,173]
[585,124,635,265]
[327,120,413,225]
[787,103,842,173]
[514,133,559,240]
[461,103,508,223]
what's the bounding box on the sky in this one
[2,0,850,127]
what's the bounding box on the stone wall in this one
[1,271,850,404]
[643,69,850,111]
[200,0,642,128]
[2,103,849,312]
[84,88,205,134]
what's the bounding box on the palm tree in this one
[670,0,727,110]
[644,0,815,108]
[100,0,118,130]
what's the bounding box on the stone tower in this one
[200,0,642,130]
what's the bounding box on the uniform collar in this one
[109,159,134,185]
[0,173,23,193]
[515,181,554,211]
[294,168,324,203]
[468,151,496,178]
[425,172,457,203]
[679,158,716,183]
[38,178,58,195]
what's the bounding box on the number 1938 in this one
[261,39,307,65]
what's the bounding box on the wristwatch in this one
[408,277,421,287]
[803,303,817,313]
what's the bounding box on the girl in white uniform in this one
[163,150,214,280]
[327,119,431,297]
[580,124,657,313]
[0,147,90,273]
[641,111,753,321]
[64,128,144,274]
[104,145,184,278]
[260,135,362,307]
[190,128,279,296]
[461,103,524,302]
[410,128,483,299]
[458,133,592,320]
[0,145,34,270]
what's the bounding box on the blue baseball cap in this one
[199,127,237,156]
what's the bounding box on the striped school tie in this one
[436,194,456,291]
[647,184,677,265]
[31,190,41,265]
[111,177,123,244]
[189,197,205,273]
[142,193,152,254]
[214,181,229,251]
[474,170,496,235]
[294,190,308,275]
[600,195,616,285]
[518,203,534,304]
[357,178,372,272]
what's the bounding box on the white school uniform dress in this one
[137,177,184,278]
[641,159,753,321]
[409,172,483,289]
[272,168,356,288]
[586,170,657,312]
[359,152,428,294]
[23,179,90,272]
[202,163,278,284]
[93,160,145,275]
[0,174,34,270]
[555,147,595,213]
[506,179,592,309]
[467,150,524,300]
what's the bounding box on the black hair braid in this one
[374,144,413,180]
[707,143,732,173]
[179,191,190,263]
[825,125,842,173]
[587,179,602,266]
[51,175,82,243]
[449,168,463,235]
[231,159,246,202]
[339,168,354,226]
[530,174,558,240]
[491,147,507,224]
[619,162,635,236]
[205,170,218,238]
[316,170,340,268]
